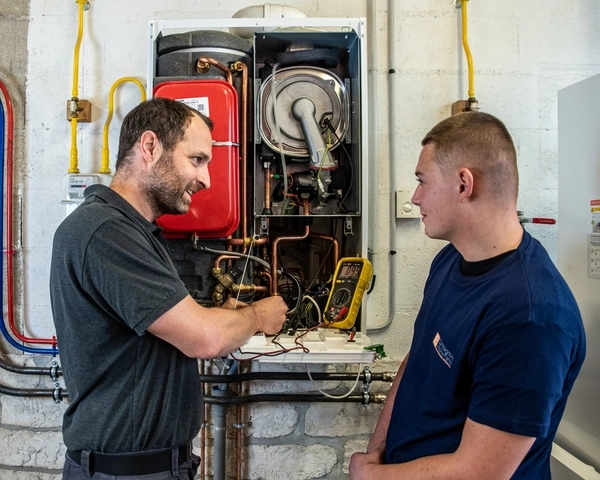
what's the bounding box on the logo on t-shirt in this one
[433,332,454,368]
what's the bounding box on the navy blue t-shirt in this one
[385,231,585,479]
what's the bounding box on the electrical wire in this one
[324,118,354,212]
[302,295,322,324]
[196,244,270,270]
[279,270,302,314]
[230,323,336,362]
[306,364,362,399]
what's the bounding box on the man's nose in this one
[411,186,420,206]
[198,164,211,190]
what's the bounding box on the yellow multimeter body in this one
[323,257,373,329]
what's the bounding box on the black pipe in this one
[0,356,63,376]
[204,393,366,405]
[199,372,389,383]
[0,385,67,399]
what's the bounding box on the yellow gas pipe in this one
[68,0,88,174]
[100,78,147,174]
[461,0,475,98]
[458,0,479,110]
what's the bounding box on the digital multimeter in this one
[323,257,373,329]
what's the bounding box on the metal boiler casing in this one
[154,80,240,238]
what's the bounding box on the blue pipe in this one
[0,95,57,355]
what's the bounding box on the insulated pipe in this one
[0,81,57,353]
[68,0,88,174]
[271,202,311,294]
[101,77,146,174]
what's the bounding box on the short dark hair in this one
[421,112,519,201]
[115,97,213,171]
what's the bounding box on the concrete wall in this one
[0,0,599,478]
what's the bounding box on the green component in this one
[364,344,386,358]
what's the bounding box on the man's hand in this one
[349,444,384,480]
[249,296,288,334]
[221,297,247,310]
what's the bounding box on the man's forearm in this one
[367,354,408,452]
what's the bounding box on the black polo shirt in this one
[50,184,201,453]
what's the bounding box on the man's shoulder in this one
[53,197,143,258]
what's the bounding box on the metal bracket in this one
[260,216,269,236]
[53,387,63,404]
[362,366,372,409]
[344,216,354,236]
[49,360,59,383]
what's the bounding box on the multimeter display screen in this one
[339,263,362,279]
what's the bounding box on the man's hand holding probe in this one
[148,293,289,359]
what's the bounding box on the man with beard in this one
[50,97,287,479]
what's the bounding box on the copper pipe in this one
[309,233,340,268]
[200,359,207,480]
[236,402,242,480]
[226,236,268,248]
[195,57,232,84]
[271,202,311,294]
[214,254,242,271]
[264,164,272,211]
[258,271,272,291]
[230,61,249,243]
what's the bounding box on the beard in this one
[141,151,196,218]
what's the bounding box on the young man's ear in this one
[458,168,475,201]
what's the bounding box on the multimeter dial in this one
[332,287,352,306]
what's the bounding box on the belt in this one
[67,444,191,476]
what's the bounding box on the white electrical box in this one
[235,330,376,363]
[61,173,112,216]
[396,189,420,218]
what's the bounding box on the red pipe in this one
[0,80,56,347]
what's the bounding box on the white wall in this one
[2,0,600,478]
[19,0,600,357]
